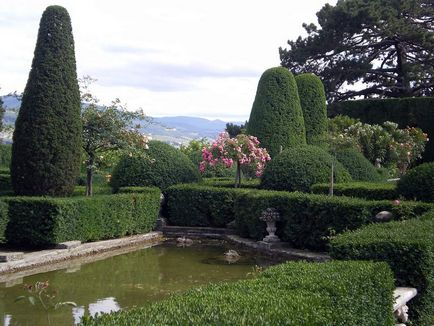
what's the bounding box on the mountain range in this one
[1,95,242,146]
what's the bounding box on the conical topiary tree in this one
[247,67,306,157]
[295,73,328,147]
[11,6,81,196]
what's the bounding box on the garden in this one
[1,2,434,326]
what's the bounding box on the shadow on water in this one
[0,241,282,326]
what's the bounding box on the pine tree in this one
[11,6,81,196]
[247,67,306,157]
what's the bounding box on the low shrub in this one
[165,184,431,249]
[335,148,383,182]
[110,140,200,191]
[261,146,351,192]
[5,189,161,247]
[80,260,394,326]
[396,162,434,202]
[165,184,251,227]
[330,216,434,325]
[0,200,7,243]
[188,150,236,178]
[200,177,260,189]
[0,173,11,194]
[311,182,398,200]
[235,190,431,250]
[72,185,112,196]
[0,144,11,168]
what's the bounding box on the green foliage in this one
[335,148,383,182]
[0,144,11,168]
[188,150,236,178]
[234,190,430,250]
[295,73,327,146]
[164,184,430,249]
[110,140,200,191]
[311,182,398,200]
[11,6,82,196]
[261,145,352,192]
[280,0,434,102]
[329,97,434,162]
[80,260,394,326]
[397,162,434,201]
[247,67,306,157]
[165,184,250,227]
[225,121,247,138]
[0,173,12,195]
[80,76,150,196]
[0,200,7,243]
[4,190,160,247]
[200,177,259,189]
[0,96,3,133]
[331,216,434,325]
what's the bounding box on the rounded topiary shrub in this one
[397,163,434,201]
[335,148,382,182]
[110,140,200,191]
[261,145,352,192]
[295,73,327,147]
[247,67,306,158]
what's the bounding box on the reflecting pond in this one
[0,242,277,325]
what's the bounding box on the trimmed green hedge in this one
[295,73,328,147]
[0,200,7,243]
[0,144,11,168]
[0,173,11,194]
[165,184,251,227]
[335,148,383,182]
[397,162,434,202]
[330,215,434,325]
[328,97,434,162]
[80,260,394,326]
[4,189,161,247]
[165,184,431,250]
[311,182,398,200]
[235,190,431,250]
[261,146,352,192]
[200,177,260,189]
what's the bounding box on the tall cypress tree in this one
[247,67,306,157]
[11,6,81,196]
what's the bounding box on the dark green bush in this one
[188,150,235,178]
[110,140,200,191]
[261,145,352,192]
[397,162,434,202]
[165,184,250,227]
[0,174,11,193]
[295,73,328,147]
[11,6,81,196]
[0,144,11,168]
[331,216,434,325]
[335,148,383,182]
[311,182,398,200]
[0,200,7,243]
[328,97,434,162]
[200,177,260,189]
[164,184,431,249]
[80,260,394,326]
[247,67,306,157]
[5,189,160,247]
[235,190,431,250]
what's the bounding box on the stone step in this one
[162,226,234,235]
[0,252,24,263]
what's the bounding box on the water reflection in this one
[0,243,277,326]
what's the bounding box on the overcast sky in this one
[0,0,336,121]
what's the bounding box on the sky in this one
[0,0,336,121]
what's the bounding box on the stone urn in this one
[259,208,281,243]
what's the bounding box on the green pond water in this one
[0,242,277,326]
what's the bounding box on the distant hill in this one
[1,95,241,146]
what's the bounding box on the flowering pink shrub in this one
[200,132,271,187]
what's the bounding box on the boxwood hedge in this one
[164,184,431,250]
[0,200,7,243]
[80,260,394,326]
[330,215,434,325]
[4,188,161,247]
[311,182,398,200]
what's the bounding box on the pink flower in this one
[199,161,206,173]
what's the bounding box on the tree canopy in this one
[280,0,434,102]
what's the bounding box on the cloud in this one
[91,59,260,92]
